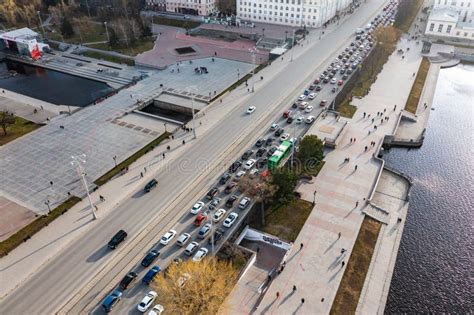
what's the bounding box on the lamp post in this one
[313,190,317,205]
[113,155,117,167]
[37,11,45,38]
[185,86,198,139]
[291,29,296,61]
[71,154,97,220]
[104,22,110,44]
[45,199,51,214]
[85,0,91,18]
[249,47,258,92]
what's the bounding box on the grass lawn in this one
[81,50,135,66]
[330,217,382,314]
[404,57,430,114]
[253,199,314,242]
[88,38,155,56]
[338,101,358,118]
[0,114,41,146]
[47,19,107,44]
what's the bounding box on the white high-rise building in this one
[236,0,354,28]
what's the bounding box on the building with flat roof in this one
[0,28,50,60]
[236,0,355,28]
[147,0,217,15]
[425,5,474,44]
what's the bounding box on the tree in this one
[108,27,119,47]
[296,135,324,173]
[60,17,74,37]
[0,112,15,136]
[271,168,298,203]
[151,258,239,314]
[216,0,236,15]
[238,174,276,225]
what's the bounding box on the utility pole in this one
[249,48,258,92]
[37,11,46,38]
[291,30,296,61]
[104,22,110,44]
[71,154,97,220]
[85,0,91,18]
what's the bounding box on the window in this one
[456,31,460,35]
[446,25,452,33]
[437,24,443,32]
[464,32,468,36]
[429,23,435,31]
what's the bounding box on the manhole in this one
[175,46,196,55]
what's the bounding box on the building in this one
[425,0,474,44]
[147,0,217,15]
[237,0,354,28]
[0,28,50,60]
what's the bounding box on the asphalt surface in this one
[0,1,387,313]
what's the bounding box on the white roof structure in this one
[0,28,38,42]
[429,8,460,23]
[270,47,288,56]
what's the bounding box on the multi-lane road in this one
[0,0,389,313]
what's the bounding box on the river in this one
[0,61,114,107]
[384,63,473,313]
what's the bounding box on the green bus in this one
[268,140,292,169]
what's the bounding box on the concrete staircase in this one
[363,203,390,225]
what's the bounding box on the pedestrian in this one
[163,153,165,159]
[364,146,368,152]
[177,68,180,73]
[200,121,202,126]
[356,200,359,207]
[384,108,386,113]
[182,140,186,145]
[276,292,280,299]
[130,94,132,98]
[353,138,356,142]
[140,172,143,178]
[368,114,371,118]
[100,195,105,202]
[40,105,43,110]
[144,167,147,173]
[341,248,346,254]
[363,112,366,118]
[374,125,377,130]
[293,285,297,292]
[256,246,260,253]
[167,145,170,150]
[381,119,383,124]
[50,181,53,186]
[368,130,371,135]
[321,298,325,302]
[394,104,397,111]
[300,243,304,250]
[260,76,263,80]
[301,298,305,304]
[341,261,345,268]
[95,205,98,211]
[355,165,358,171]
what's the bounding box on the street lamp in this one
[37,11,45,38]
[291,29,296,61]
[313,190,317,205]
[45,199,51,214]
[185,86,198,139]
[249,47,259,92]
[71,154,97,220]
[104,22,110,44]
[113,155,117,167]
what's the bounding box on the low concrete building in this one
[151,0,217,16]
[425,6,474,45]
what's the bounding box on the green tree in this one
[296,135,324,171]
[238,174,276,225]
[271,168,298,202]
[60,17,74,37]
[108,27,119,47]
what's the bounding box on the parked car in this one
[247,106,256,114]
[198,224,212,239]
[224,182,237,193]
[256,148,267,157]
[267,146,278,156]
[223,212,239,228]
[190,201,205,214]
[108,230,127,249]
[296,116,304,124]
[241,150,254,160]
[208,228,225,245]
[142,266,161,285]
[194,212,208,226]
[206,187,219,199]
[255,138,266,147]
[102,289,122,313]
[225,195,238,208]
[315,85,322,91]
[320,100,328,107]
[208,197,221,211]
[144,179,158,193]
[141,250,160,267]
[275,128,284,137]
[265,138,274,146]
[228,161,242,173]
[160,229,177,245]
[212,209,227,222]
[298,94,306,101]
[244,159,256,170]
[308,93,317,100]
[286,116,294,124]
[148,304,164,315]
[137,291,157,312]
[305,105,314,113]
[193,247,209,262]
[305,116,315,124]
[239,197,251,209]
[219,173,231,185]
[119,271,137,290]
[257,157,268,168]
[185,241,199,255]
[270,123,279,130]
[176,233,191,247]
[235,170,246,179]
[280,133,290,142]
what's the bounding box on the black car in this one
[286,117,294,124]
[228,161,242,173]
[119,272,137,290]
[292,102,298,108]
[255,138,265,147]
[267,146,278,157]
[241,150,254,160]
[141,250,160,267]
[322,77,329,83]
[274,128,284,137]
[225,195,238,208]
[224,182,237,194]
[342,74,349,80]
[315,85,322,91]
[308,84,316,90]
[265,138,274,146]
[108,230,127,249]
[339,69,346,74]
[208,228,225,245]
[347,69,353,74]
[257,158,268,168]
[256,148,267,157]
[206,187,219,199]
[219,173,231,185]
[144,179,158,193]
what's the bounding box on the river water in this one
[0,61,114,107]
[384,63,473,313]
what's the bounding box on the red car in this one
[194,213,208,226]
[313,78,321,84]
[337,80,344,86]
[283,110,291,118]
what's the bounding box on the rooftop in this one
[429,7,460,23]
[0,27,38,41]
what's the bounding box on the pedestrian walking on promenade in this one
[276,292,280,299]
[394,105,397,111]
[182,140,186,145]
[338,232,341,239]
[368,130,371,135]
[381,119,383,124]
[301,298,305,304]
[300,243,304,250]
[163,153,166,159]
[99,195,105,202]
[293,285,297,292]
[144,167,147,173]
[341,248,346,254]
[355,165,358,171]
[363,112,366,118]
[50,181,53,186]
[374,125,377,130]
[140,172,143,178]
[341,261,345,268]
[372,118,375,123]
[368,114,371,118]
[356,200,359,207]
[364,146,368,152]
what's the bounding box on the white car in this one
[305,105,314,113]
[305,116,315,124]
[280,133,290,142]
[192,247,209,262]
[212,208,227,222]
[330,78,337,84]
[190,201,205,215]
[249,168,259,176]
[223,212,239,228]
[296,116,304,124]
[137,291,157,312]
[148,304,164,315]
[185,241,199,256]
[308,93,317,100]
[160,229,177,245]
[235,170,247,179]
[176,232,191,246]
[270,123,279,130]
[289,137,298,145]
[247,106,256,114]
[298,94,306,101]
[244,159,256,170]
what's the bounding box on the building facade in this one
[147,0,216,15]
[237,0,354,27]
[425,0,474,43]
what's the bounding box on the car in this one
[297,94,306,101]
[206,187,219,199]
[223,212,239,228]
[265,138,274,146]
[141,250,160,267]
[347,69,353,74]
[137,291,157,312]
[160,229,177,245]
[337,80,343,86]
[194,212,208,226]
[298,101,309,109]
[330,78,337,84]
[296,116,304,124]
[212,208,227,222]
[308,93,317,100]
[308,84,316,90]
[280,133,290,142]
[270,123,279,130]
[228,160,242,173]
[102,289,122,313]
[143,266,161,285]
[283,110,291,118]
[305,105,314,113]
[315,85,322,91]
[239,197,251,209]
[119,271,137,290]
[289,137,298,145]
[176,233,191,247]
[108,230,127,249]
[185,241,200,255]
[340,68,346,74]
[331,87,337,93]
[148,304,164,315]
[256,148,267,157]
[286,116,294,124]
[249,168,259,176]
[322,77,329,84]
[320,100,328,107]
[241,150,254,160]
[305,116,315,124]
[198,224,212,239]
[224,182,237,193]
[190,201,205,214]
[208,228,225,245]
[219,173,231,185]
[235,170,246,179]
[267,146,278,156]
[225,195,238,208]
[255,138,265,147]
[244,159,256,170]
[342,74,349,80]
[247,106,256,114]
[193,247,209,262]
[257,157,268,168]
[313,78,320,84]
[144,179,158,193]
[208,197,221,210]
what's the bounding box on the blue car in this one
[102,289,122,313]
[143,266,161,285]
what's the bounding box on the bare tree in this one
[238,174,276,225]
[0,112,15,136]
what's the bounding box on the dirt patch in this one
[0,197,36,242]
[404,57,430,114]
